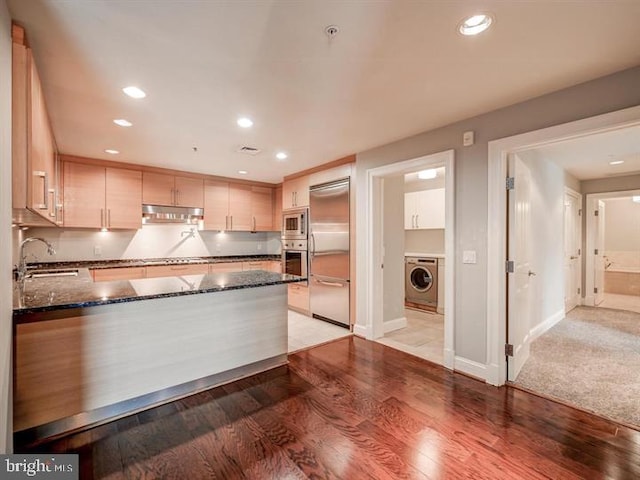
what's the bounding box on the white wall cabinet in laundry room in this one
[404,188,445,230]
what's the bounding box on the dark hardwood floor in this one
[19,336,640,479]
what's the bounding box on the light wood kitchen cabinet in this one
[404,188,445,230]
[12,25,60,226]
[209,262,242,273]
[288,283,309,313]
[63,162,142,229]
[92,267,147,282]
[242,261,269,271]
[273,185,283,232]
[145,263,209,278]
[268,260,282,273]
[204,181,274,231]
[283,175,309,209]
[142,172,204,208]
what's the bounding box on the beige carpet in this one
[516,306,640,428]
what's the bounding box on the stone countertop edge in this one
[14,271,305,317]
[24,254,282,271]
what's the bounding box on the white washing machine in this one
[405,257,438,310]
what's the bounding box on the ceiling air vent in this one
[237,146,261,155]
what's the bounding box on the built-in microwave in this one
[282,207,308,240]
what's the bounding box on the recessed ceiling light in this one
[104,149,119,155]
[276,152,288,160]
[458,13,493,36]
[113,119,132,127]
[238,170,248,175]
[122,86,146,99]
[609,160,625,165]
[237,117,253,128]
[417,169,437,180]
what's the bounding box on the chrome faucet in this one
[16,237,56,282]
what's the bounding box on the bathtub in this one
[605,267,640,296]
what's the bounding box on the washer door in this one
[410,266,433,292]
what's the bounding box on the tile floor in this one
[288,310,352,353]
[598,293,640,314]
[376,308,445,365]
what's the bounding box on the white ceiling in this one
[8,1,640,184]
[526,125,640,180]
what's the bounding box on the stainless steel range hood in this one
[142,205,204,224]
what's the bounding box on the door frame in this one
[486,105,640,386]
[584,190,640,306]
[564,186,582,313]
[362,149,455,370]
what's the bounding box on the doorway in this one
[362,149,455,370]
[486,104,640,386]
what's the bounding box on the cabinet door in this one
[175,176,203,208]
[142,172,174,206]
[288,283,309,313]
[415,188,445,229]
[92,267,146,282]
[273,185,283,232]
[203,180,229,230]
[106,168,142,229]
[404,192,418,229]
[268,261,282,273]
[146,263,209,278]
[209,262,241,273]
[283,176,309,209]
[29,53,57,218]
[243,261,268,271]
[228,184,252,231]
[63,162,105,228]
[251,186,273,231]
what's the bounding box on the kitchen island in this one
[13,266,304,445]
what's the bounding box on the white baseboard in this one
[353,323,369,339]
[530,308,565,342]
[584,294,596,307]
[443,348,455,370]
[383,316,407,334]
[485,363,503,386]
[454,356,487,381]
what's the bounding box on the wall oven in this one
[282,208,308,240]
[282,239,308,279]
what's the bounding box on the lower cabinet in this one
[288,283,309,313]
[209,262,241,273]
[91,267,147,282]
[146,264,209,278]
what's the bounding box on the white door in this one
[594,200,606,305]
[507,153,534,382]
[564,190,581,312]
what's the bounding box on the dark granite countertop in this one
[24,254,281,271]
[13,267,303,316]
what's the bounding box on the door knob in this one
[528,270,536,277]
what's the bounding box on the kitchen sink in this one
[27,269,79,278]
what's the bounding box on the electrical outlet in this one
[94,245,102,256]
[257,244,262,251]
[215,243,221,253]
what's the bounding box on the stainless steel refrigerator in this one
[309,178,350,327]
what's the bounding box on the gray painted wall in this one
[1,0,12,453]
[405,229,444,254]
[383,176,405,323]
[356,65,640,365]
[603,197,640,252]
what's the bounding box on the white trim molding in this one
[454,356,487,380]
[383,317,407,334]
[530,309,565,342]
[362,149,456,370]
[487,105,640,387]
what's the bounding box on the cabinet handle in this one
[411,214,415,229]
[230,216,233,230]
[108,209,111,228]
[48,189,56,217]
[253,216,256,231]
[100,208,104,229]
[176,189,181,206]
[33,171,48,209]
[415,214,419,228]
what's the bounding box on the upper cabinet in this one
[282,175,309,209]
[63,162,142,229]
[272,185,283,231]
[12,25,60,226]
[142,172,203,208]
[405,188,445,230]
[203,181,274,231]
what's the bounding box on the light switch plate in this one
[463,130,475,146]
[462,250,477,264]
